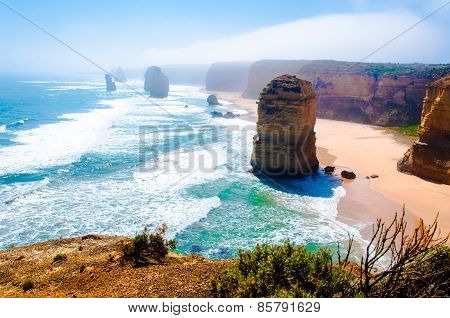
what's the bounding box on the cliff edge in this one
[242,60,450,126]
[0,235,230,297]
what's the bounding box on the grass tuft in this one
[53,253,67,263]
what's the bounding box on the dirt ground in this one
[0,235,232,298]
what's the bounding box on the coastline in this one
[209,90,450,235]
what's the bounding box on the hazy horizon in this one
[1,0,449,76]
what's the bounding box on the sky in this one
[0,0,449,75]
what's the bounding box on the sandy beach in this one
[211,91,450,234]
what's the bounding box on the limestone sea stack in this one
[144,66,169,98]
[251,75,319,177]
[105,74,116,91]
[397,75,450,184]
[112,66,127,82]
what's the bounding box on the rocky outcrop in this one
[144,66,169,98]
[242,60,450,126]
[223,112,238,119]
[207,95,221,105]
[251,75,319,177]
[324,166,335,174]
[210,111,238,119]
[210,111,223,118]
[105,74,116,91]
[397,76,450,184]
[111,66,127,82]
[205,62,252,92]
[341,171,356,179]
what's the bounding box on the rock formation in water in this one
[105,74,116,91]
[251,75,319,177]
[111,66,127,82]
[397,75,450,184]
[210,111,238,119]
[241,60,450,126]
[223,112,237,119]
[324,166,335,174]
[207,95,221,105]
[205,62,252,92]
[210,111,223,118]
[144,66,169,98]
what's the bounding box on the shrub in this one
[22,280,34,291]
[211,242,360,298]
[359,210,449,297]
[53,253,67,263]
[212,209,449,298]
[123,224,176,266]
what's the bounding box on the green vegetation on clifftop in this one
[385,124,419,137]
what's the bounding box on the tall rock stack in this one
[397,75,450,184]
[144,66,169,98]
[105,74,116,91]
[251,75,319,177]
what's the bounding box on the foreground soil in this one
[0,235,232,298]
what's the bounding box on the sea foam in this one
[0,98,134,175]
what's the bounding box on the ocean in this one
[0,78,361,259]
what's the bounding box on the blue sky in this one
[0,0,449,74]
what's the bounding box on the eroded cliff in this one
[242,60,450,126]
[397,76,450,184]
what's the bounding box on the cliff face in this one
[205,62,252,92]
[243,60,450,126]
[251,75,319,177]
[105,74,116,91]
[144,66,169,98]
[397,76,450,184]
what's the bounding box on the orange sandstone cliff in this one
[242,60,450,126]
[397,75,450,184]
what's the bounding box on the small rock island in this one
[144,66,169,98]
[251,75,319,177]
[207,94,221,105]
[398,75,450,184]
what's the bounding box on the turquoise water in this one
[0,78,360,258]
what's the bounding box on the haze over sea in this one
[0,78,361,258]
